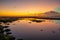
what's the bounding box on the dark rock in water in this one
[9,36,15,40]
[6,32,12,34]
[3,26,9,28]
[31,20,43,23]
[0,25,4,29]
[52,31,56,34]
[6,23,10,25]
[4,29,11,32]
[58,28,60,30]
[40,29,43,31]
[0,17,19,23]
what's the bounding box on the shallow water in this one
[5,18,60,40]
[0,18,60,40]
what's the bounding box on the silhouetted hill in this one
[38,11,60,18]
[45,11,59,14]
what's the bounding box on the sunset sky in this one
[0,0,60,16]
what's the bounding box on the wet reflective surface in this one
[0,17,60,40]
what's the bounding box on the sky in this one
[0,0,60,16]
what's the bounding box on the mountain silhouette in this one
[38,11,60,18]
[45,11,59,14]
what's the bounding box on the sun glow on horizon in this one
[0,6,54,16]
[0,10,47,16]
[0,0,59,16]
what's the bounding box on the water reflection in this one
[0,17,23,40]
[0,17,60,40]
[54,20,60,24]
[0,17,45,23]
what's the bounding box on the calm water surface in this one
[5,18,60,40]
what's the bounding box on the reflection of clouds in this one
[51,30,56,34]
[55,7,60,12]
[54,20,60,24]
